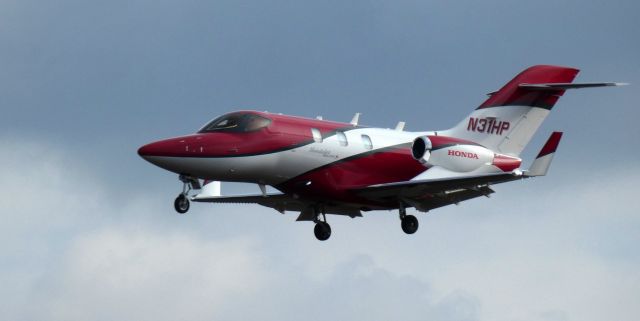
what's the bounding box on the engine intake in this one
[411,136,432,163]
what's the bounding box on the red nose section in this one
[137,141,159,157]
[138,137,183,158]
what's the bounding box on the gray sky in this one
[1,0,639,320]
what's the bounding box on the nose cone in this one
[138,136,195,175]
[138,141,163,158]
[138,137,183,160]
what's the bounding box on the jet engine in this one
[411,136,495,172]
[411,136,433,164]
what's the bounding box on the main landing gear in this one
[313,208,331,241]
[399,203,418,234]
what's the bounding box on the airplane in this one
[138,65,625,241]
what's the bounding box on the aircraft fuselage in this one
[139,111,427,208]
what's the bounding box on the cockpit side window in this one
[244,115,272,131]
[199,113,272,133]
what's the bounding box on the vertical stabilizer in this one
[440,65,579,156]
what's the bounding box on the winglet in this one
[526,132,563,177]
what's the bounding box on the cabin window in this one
[361,134,373,150]
[311,128,323,143]
[336,131,348,146]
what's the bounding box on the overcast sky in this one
[1,0,639,320]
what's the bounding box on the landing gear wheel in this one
[174,194,190,214]
[314,221,332,241]
[401,214,419,234]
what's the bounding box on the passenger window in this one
[336,131,348,146]
[361,134,372,150]
[311,128,323,143]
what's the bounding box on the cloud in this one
[1,136,639,321]
[0,137,478,321]
[29,236,480,321]
[384,170,640,321]
[34,229,266,321]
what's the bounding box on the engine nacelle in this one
[411,136,495,172]
[411,136,433,164]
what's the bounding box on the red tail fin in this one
[479,65,579,110]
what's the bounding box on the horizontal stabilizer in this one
[526,132,563,177]
[519,82,628,90]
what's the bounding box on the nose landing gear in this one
[174,194,190,214]
[173,175,200,214]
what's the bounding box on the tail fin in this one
[440,65,579,156]
[527,132,563,177]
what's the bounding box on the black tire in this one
[174,194,190,214]
[313,222,332,241]
[401,215,419,234]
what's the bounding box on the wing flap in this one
[192,193,287,204]
[192,193,304,214]
[192,193,363,218]
[354,172,522,200]
[404,186,495,212]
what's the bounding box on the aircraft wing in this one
[191,193,363,219]
[192,193,302,210]
[191,174,517,215]
[350,172,522,211]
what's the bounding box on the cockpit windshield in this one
[199,112,272,133]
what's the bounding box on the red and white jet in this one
[139,65,624,240]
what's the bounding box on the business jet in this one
[138,65,624,240]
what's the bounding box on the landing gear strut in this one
[399,203,418,234]
[174,175,193,214]
[313,208,331,241]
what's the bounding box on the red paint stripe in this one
[537,132,563,157]
[428,135,480,148]
[479,65,580,109]
[492,154,521,172]
[277,145,425,206]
